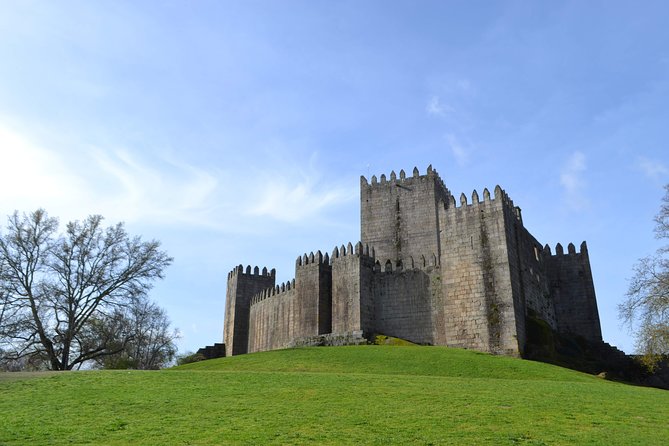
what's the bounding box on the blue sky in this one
[1,1,668,354]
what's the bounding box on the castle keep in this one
[222,166,602,358]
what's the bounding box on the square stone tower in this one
[360,166,451,266]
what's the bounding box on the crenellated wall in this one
[248,280,296,353]
[224,265,275,356]
[329,240,440,345]
[361,165,451,265]
[295,251,332,338]
[544,241,602,342]
[372,256,439,345]
[247,251,333,353]
[506,222,556,332]
[331,242,376,335]
[221,165,603,360]
[495,189,533,356]
[437,186,522,356]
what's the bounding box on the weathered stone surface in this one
[223,266,275,356]
[221,165,603,359]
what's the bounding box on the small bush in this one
[176,352,206,366]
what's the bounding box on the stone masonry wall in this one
[295,252,332,338]
[506,221,556,331]
[497,199,529,355]
[224,265,275,356]
[545,242,602,342]
[247,251,333,353]
[248,284,296,353]
[361,166,451,265]
[372,264,438,345]
[331,243,375,334]
[437,187,521,356]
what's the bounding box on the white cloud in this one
[446,133,470,167]
[247,170,354,223]
[427,96,443,116]
[560,151,589,210]
[637,156,669,181]
[84,148,356,231]
[89,148,220,226]
[426,95,455,118]
[0,123,355,234]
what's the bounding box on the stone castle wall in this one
[248,252,333,354]
[247,242,442,353]
[223,165,603,359]
[360,166,449,264]
[436,186,521,355]
[223,266,275,356]
[372,264,438,345]
[545,242,602,342]
[331,243,375,334]
[248,282,295,353]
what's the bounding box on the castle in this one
[220,165,602,358]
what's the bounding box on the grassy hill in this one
[1,345,668,445]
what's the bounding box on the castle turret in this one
[437,185,524,356]
[331,242,376,336]
[223,265,275,356]
[545,241,602,342]
[360,166,451,264]
[294,251,332,337]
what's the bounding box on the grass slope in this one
[1,345,668,445]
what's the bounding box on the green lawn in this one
[1,345,668,445]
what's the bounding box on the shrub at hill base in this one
[524,310,669,389]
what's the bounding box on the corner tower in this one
[545,242,602,342]
[360,166,451,265]
[223,265,275,356]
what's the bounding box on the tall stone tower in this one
[360,166,451,265]
[223,266,275,356]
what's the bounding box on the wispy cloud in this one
[560,151,589,210]
[0,123,355,234]
[427,85,476,168]
[247,175,352,223]
[445,133,470,167]
[426,95,454,117]
[89,148,220,226]
[637,156,669,182]
[244,151,356,224]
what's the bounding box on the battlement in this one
[543,240,600,341]
[251,279,296,305]
[444,185,523,223]
[296,250,330,267]
[331,241,376,261]
[227,264,276,280]
[543,241,589,257]
[446,186,498,208]
[360,165,450,198]
[361,165,452,263]
[328,240,441,275]
[377,252,439,272]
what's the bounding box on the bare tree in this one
[93,295,179,370]
[0,209,173,370]
[620,184,669,369]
